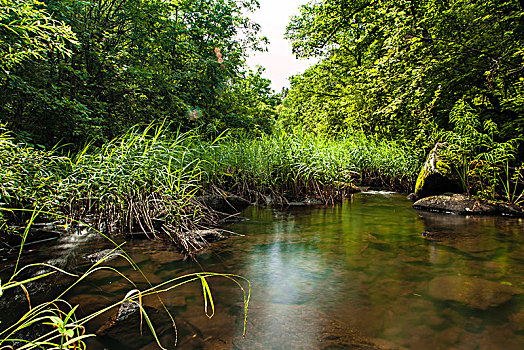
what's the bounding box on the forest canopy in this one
[281,0,524,151]
[1,0,524,161]
[0,0,278,148]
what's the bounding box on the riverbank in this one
[1,123,422,254]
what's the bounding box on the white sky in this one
[245,0,317,93]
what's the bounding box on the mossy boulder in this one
[410,142,462,200]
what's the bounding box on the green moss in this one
[414,166,427,194]
[436,160,451,176]
[415,158,451,195]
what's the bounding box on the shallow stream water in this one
[2,192,524,349]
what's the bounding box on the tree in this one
[0,0,270,147]
[282,0,524,146]
[0,0,76,81]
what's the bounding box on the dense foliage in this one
[0,123,420,241]
[0,0,277,148]
[282,0,524,150]
[1,0,524,213]
[198,129,420,203]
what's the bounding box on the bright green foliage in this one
[202,67,280,135]
[0,123,421,241]
[0,0,274,148]
[0,124,71,219]
[414,166,427,195]
[440,100,520,199]
[69,123,208,242]
[500,162,524,205]
[282,0,524,146]
[0,123,215,251]
[197,129,421,202]
[0,0,77,80]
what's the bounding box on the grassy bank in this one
[1,123,422,251]
[197,130,421,204]
[1,123,216,253]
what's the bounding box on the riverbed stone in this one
[96,301,174,348]
[439,326,461,345]
[287,197,324,206]
[87,248,124,264]
[194,229,226,243]
[427,275,517,310]
[509,309,524,331]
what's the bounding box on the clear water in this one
[2,193,524,349]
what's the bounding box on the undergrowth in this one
[1,122,422,250]
[196,130,421,204]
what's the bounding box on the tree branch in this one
[317,2,372,50]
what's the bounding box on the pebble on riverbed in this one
[87,249,124,264]
[427,275,520,310]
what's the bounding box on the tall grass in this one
[66,123,218,253]
[195,130,422,204]
[1,123,422,251]
[1,123,219,253]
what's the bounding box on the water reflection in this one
[220,194,524,349]
[2,193,524,349]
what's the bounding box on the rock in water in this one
[96,300,141,336]
[428,276,517,310]
[413,193,524,217]
[411,143,462,200]
[96,301,174,348]
[87,249,124,264]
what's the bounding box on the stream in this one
[2,192,524,349]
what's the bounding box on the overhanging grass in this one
[1,123,422,250]
[1,123,217,253]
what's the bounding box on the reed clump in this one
[1,123,421,250]
[1,123,218,253]
[196,130,422,204]
[66,123,218,253]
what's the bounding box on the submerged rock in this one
[427,275,517,310]
[413,193,524,217]
[96,301,174,348]
[411,143,462,200]
[193,229,226,243]
[509,309,524,331]
[287,197,324,206]
[87,249,124,264]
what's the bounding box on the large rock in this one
[428,275,517,310]
[413,193,524,217]
[411,143,462,200]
